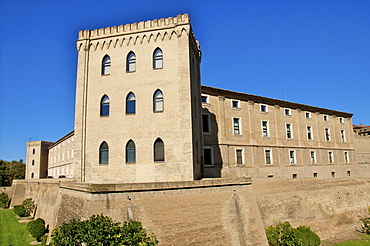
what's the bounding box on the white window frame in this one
[260,104,268,112]
[307,126,313,140]
[328,151,334,163]
[235,148,244,165]
[264,149,272,165]
[262,121,269,137]
[310,150,316,164]
[204,147,213,166]
[341,130,346,142]
[339,117,344,124]
[201,94,209,104]
[305,112,311,119]
[284,108,292,116]
[323,114,329,122]
[233,117,241,135]
[344,151,349,163]
[286,123,293,139]
[289,150,296,164]
[231,99,240,109]
[325,128,331,141]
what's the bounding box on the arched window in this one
[126,140,136,163]
[153,90,164,112]
[126,52,136,72]
[31,172,34,178]
[126,92,136,114]
[99,142,109,164]
[154,138,164,162]
[153,48,163,69]
[102,55,111,75]
[100,95,110,116]
[32,160,35,166]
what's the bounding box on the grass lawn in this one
[0,209,35,245]
[333,234,370,246]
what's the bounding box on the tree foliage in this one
[360,217,370,235]
[50,214,158,246]
[22,198,36,216]
[14,205,28,217]
[293,226,321,246]
[0,159,25,186]
[0,192,10,208]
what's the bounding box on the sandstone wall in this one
[9,178,370,245]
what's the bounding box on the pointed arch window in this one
[100,95,110,116]
[126,92,136,114]
[153,90,164,112]
[126,140,136,163]
[102,55,111,75]
[153,48,163,69]
[126,52,136,72]
[99,142,109,164]
[154,138,164,162]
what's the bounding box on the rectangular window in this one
[236,149,243,165]
[324,115,329,122]
[310,151,316,164]
[339,117,344,124]
[331,172,336,178]
[289,150,296,164]
[313,172,318,178]
[232,100,240,108]
[305,112,311,119]
[262,121,269,137]
[286,124,292,138]
[329,151,334,163]
[202,114,210,133]
[347,171,351,177]
[325,128,331,141]
[344,152,349,163]
[233,118,241,135]
[293,174,298,179]
[201,95,209,103]
[307,126,313,140]
[341,130,346,142]
[284,108,291,116]
[265,149,272,165]
[204,148,213,166]
[260,104,268,112]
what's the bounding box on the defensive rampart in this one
[9,178,370,245]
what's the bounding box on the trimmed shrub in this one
[265,221,302,246]
[294,226,321,246]
[0,192,10,209]
[27,218,46,242]
[22,198,35,216]
[14,205,28,217]
[360,217,370,235]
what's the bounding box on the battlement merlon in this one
[78,13,194,40]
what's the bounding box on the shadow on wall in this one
[202,108,223,178]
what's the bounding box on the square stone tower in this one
[73,14,203,183]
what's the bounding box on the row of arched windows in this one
[102,48,163,75]
[100,90,164,116]
[99,138,165,164]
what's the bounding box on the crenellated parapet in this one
[76,13,200,54]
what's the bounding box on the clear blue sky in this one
[1,0,369,162]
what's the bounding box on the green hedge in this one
[14,205,28,217]
[27,218,46,242]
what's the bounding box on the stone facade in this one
[25,141,52,179]
[201,86,358,180]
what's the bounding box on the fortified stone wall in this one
[9,178,370,245]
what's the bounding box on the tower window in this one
[99,142,109,164]
[102,55,111,75]
[100,95,110,116]
[127,52,136,72]
[154,138,164,162]
[204,147,213,166]
[126,140,136,163]
[153,48,163,69]
[153,90,164,112]
[126,92,136,114]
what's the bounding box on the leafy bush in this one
[360,217,370,235]
[22,198,35,216]
[27,219,45,242]
[266,221,302,246]
[50,214,158,246]
[14,205,28,217]
[0,192,10,208]
[293,226,321,246]
[34,217,45,226]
